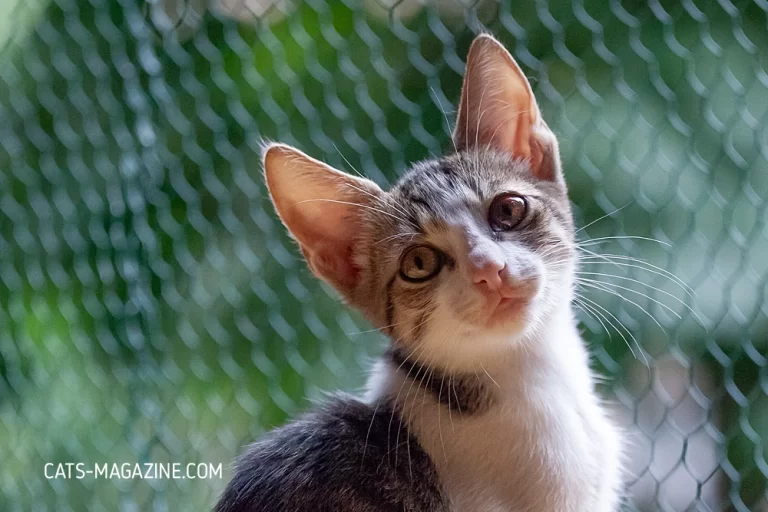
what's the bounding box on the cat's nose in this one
[471,260,506,290]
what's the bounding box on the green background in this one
[0,0,766,510]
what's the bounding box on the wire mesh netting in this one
[1,0,767,510]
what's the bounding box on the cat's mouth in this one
[485,294,532,327]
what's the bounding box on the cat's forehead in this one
[390,149,543,205]
[379,148,573,237]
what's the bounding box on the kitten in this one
[215,34,623,512]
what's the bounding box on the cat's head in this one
[264,34,575,370]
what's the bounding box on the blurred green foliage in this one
[0,0,766,510]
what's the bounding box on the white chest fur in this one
[367,322,623,512]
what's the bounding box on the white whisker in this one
[577,235,671,247]
[446,373,455,432]
[480,364,500,389]
[577,279,673,333]
[363,316,430,468]
[574,297,626,358]
[486,103,533,149]
[578,248,696,298]
[341,180,412,223]
[376,232,420,246]
[431,86,458,154]
[575,202,632,234]
[474,79,493,171]
[396,346,430,479]
[576,271,703,324]
[575,293,649,369]
[292,198,405,222]
[436,369,449,462]
[332,143,366,179]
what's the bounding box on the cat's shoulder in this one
[214,393,448,512]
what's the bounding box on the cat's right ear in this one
[263,143,383,298]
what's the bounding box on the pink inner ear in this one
[336,243,361,288]
[305,236,361,292]
[505,106,533,160]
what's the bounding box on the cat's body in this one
[216,34,623,512]
[370,304,621,512]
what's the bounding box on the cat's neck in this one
[366,302,595,408]
[487,303,592,386]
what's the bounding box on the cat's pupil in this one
[415,256,423,270]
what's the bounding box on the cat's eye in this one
[488,194,527,231]
[399,245,444,283]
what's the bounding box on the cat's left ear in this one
[453,34,560,182]
[264,143,383,301]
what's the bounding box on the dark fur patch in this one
[215,396,448,512]
[389,349,492,415]
[439,165,458,190]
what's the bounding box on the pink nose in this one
[471,260,506,290]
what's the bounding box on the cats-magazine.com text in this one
[44,462,223,480]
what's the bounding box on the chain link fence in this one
[0,0,766,510]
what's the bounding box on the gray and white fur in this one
[215,34,623,512]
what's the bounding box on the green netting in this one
[0,0,767,510]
